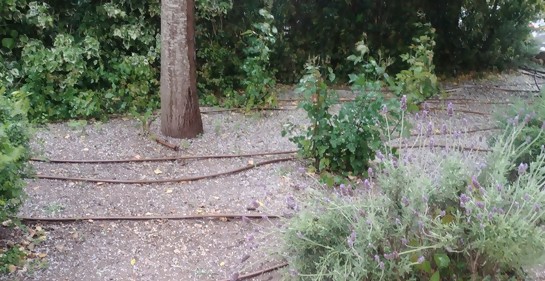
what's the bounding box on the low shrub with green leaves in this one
[282,104,545,280]
[0,87,30,222]
[391,23,439,109]
[283,36,416,181]
[225,8,278,111]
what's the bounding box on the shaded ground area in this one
[2,71,545,280]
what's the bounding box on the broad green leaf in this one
[430,271,440,281]
[434,253,450,268]
[417,261,432,274]
[2,38,15,49]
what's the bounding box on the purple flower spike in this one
[476,201,485,209]
[402,196,410,207]
[384,251,399,260]
[422,110,429,119]
[426,121,433,136]
[363,179,372,189]
[518,163,528,176]
[440,210,446,217]
[447,102,454,116]
[471,176,481,189]
[454,131,461,139]
[417,256,425,264]
[400,95,407,111]
[513,115,520,126]
[381,105,388,114]
[376,151,385,161]
[374,255,380,263]
[460,193,470,206]
[524,114,532,125]
[368,167,374,178]
[441,123,447,135]
[379,262,385,270]
[401,238,408,245]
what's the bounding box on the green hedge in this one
[0,87,30,221]
[0,0,542,120]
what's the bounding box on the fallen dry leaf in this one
[248,159,254,165]
[154,168,163,174]
[7,264,16,273]
[165,189,173,194]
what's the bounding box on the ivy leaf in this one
[2,38,15,49]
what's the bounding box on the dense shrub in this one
[0,0,161,121]
[391,23,439,108]
[283,48,400,182]
[225,9,278,110]
[493,93,545,181]
[284,32,440,181]
[0,87,30,222]
[1,0,542,120]
[282,105,545,280]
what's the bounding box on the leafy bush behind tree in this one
[1,0,543,120]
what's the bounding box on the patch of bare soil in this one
[2,71,545,280]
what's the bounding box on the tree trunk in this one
[160,0,203,138]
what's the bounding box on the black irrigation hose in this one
[36,157,296,184]
[31,150,298,164]
[19,213,281,223]
[220,262,289,281]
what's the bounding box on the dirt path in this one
[2,71,544,280]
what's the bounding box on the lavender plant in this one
[282,99,545,280]
[492,93,545,182]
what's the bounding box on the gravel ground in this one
[2,72,545,280]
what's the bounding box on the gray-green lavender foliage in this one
[282,100,545,280]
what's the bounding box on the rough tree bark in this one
[160,0,203,138]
